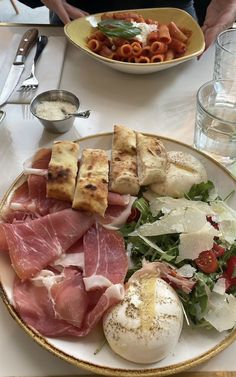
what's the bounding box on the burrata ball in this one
[103,275,183,364]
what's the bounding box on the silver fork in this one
[18,35,48,92]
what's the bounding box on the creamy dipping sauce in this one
[35,100,77,120]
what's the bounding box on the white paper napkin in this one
[0,34,67,104]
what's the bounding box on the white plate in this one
[0,133,236,377]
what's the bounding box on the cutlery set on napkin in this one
[0,28,67,106]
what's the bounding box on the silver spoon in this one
[63,110,91,119]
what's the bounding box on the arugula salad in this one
[120,181,236,333]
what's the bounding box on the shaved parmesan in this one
[219,220,236,244]
[210,201,236,244]
[177,264,196,278]
[135,207,208,237]
[210,201,236,221]
[149,197,214,216]
[177,223,219,262]
[204,292,236,332]
[213,278,227,295]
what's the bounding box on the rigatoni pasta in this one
[87,12,192,64]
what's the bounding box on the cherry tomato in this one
[127,207,140,223]
[212,243,225,257]
[195,250,219,273]
[224,256,236,288]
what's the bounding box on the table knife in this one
[0,28,38,107]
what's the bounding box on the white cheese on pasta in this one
[132,22,158,45]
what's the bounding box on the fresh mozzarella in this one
[150,151,207,198]
[103,275,183,364]
[132,22,158,44]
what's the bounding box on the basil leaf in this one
[98,19,141,39]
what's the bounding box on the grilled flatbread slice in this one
[47,141,79,202]
[110,125,139,195]
[112,124,137,154]
[72,148,109,216]
[136,133,168,186]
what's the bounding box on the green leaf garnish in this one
[98,19,141,39]
[184,180,215,202]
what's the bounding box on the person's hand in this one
[202,0,236,50]
[41,0,89,24]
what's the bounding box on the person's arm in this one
[202,0,236,49]
[40,0,89,24]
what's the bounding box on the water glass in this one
[214,29,236,80]
[194,80,236,165]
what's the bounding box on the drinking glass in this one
[194,80,236,165]
[214,29,236,80]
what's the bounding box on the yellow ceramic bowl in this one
[64,8,205,74]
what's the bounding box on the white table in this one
[0,24,235,377]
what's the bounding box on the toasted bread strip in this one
[47,141,79,202]
[72,149,109,216]
[136,133,168,186]
[110,125,140,195]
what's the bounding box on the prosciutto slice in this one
[51,268,89,327]
[2,181,71,224]
[2,148,71,223]
[14,267,124,337]
[1,182,36,223]
[107,192,130,206]
[27,148,51,200]
[98,196,136,229]
[14,271,85,337]
[3,209,94,280]
[0,225,8,251]
[83,223,128,290]
[130,261,196,294]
